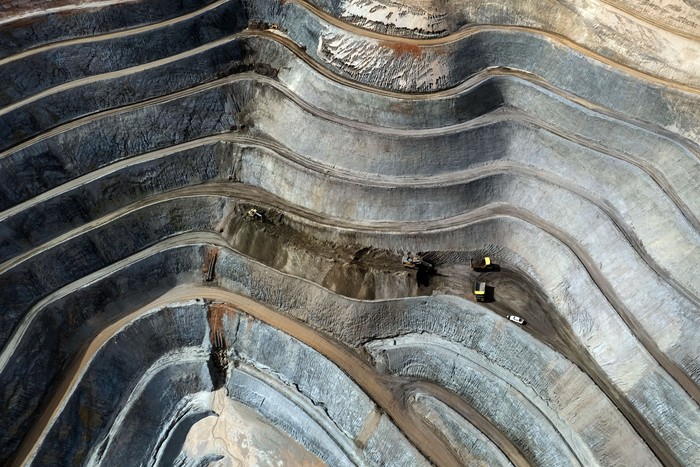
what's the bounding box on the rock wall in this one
[0,0,699,465]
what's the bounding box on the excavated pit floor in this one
[225,203,571,356]
[3,1,700,465]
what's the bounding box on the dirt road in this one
[0,0,230,66]
[291,0,700,91]
[3,179,697,409]
[403,380,530,467]
[12,285,466,467]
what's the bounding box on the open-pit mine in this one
[0,0,699,465]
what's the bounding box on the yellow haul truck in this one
[474,282,487,302]
[471,256,494,271]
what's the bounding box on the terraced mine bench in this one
[1,0,699,466]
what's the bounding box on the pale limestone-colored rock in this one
[182,387,326,465]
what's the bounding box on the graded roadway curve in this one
[13,285,466,467]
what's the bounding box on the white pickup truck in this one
[507,315,526,325]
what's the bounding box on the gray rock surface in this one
[1,0,698,465]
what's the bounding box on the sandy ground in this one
[181,388,326,466]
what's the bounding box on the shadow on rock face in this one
[208,330,229,390]
[207,357,227,391]
[416,268,432,287]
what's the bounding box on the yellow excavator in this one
[244,208,263,222]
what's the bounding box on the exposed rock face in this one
[0,0,698,466]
